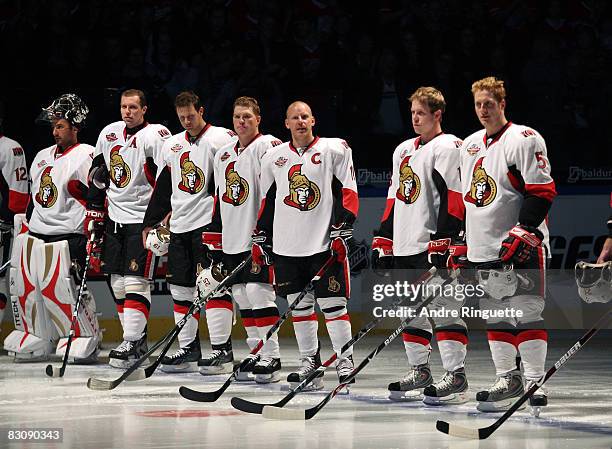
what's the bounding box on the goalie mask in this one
[477,263,518,300]
[40,93,89,127]
[575,261,612,304]
[145,225,170,256]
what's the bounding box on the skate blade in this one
[423,391,469,406]
[477,399,526,413]
[159,362,198,374]
[289,380,324,392]
[235,372,255,382]
[529,406,542,418]
[255,373,281,384]
[388,390,424,402]
[198,363,233,375]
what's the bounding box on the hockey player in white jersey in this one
[202,96,283,382]
[461,77,557,412]
[142,91,237,373]
[4,94,101,362]
[371,87,468,404]
[0,100,29,332]
[86,89,171,368]
[253,101,358,389]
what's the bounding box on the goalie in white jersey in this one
[460,77,557,412]
[143,91,237,373]
[4,94,101,362]
[372,87,468,404]
[202,96,283,382]
[86,89,171,368]
[0,100,29,332]
[253,101,358,389]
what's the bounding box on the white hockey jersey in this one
[460,122,556,262]
[94,121,171,223]
[162,125,237,233]
[379,133,464,256]
[258,137,358,257]
[28,143,94,235]
[214,133,282,254]
[0,134,28,219]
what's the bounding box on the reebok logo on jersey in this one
[283,164,320,211]
[109,146,132,188]
[222,161,249,206]
[105,133,118,142]
[464,157,497,207]
[178,151,205,194]
[396,156,421,204]
[35,166,58,207]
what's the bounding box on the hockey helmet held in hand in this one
[40,93,89,127]
[196,264,226,300]
[145,225,170,256]
[575,261,612,304]
[477,263,518,300]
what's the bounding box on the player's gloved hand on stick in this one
[202,229,223,266]
[447,240,468,271]
[329,223,353,262]
[86,219,105,273]
[251,229,273,266]
[499,225,543,264]
[84,209,105,239]
[371,236,393,272]
[427,237,452,269]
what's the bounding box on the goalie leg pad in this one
[4,234,55,361]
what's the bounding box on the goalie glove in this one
[251,229,273,266]
[499,225,543,264]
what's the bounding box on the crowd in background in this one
[1,0,611,180]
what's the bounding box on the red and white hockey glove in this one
[251,230,273,266]
[202,230,223,265]
[447,241,468,271]
[371,236,393,271]
[499,225,543,264]
[427,237,452,269]
[329,223,353,263]
[84,209,105,240]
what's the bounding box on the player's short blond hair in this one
[409,87,446,113]
[234,96,260,116]
[471,76,506,102]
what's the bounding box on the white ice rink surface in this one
[1,331,611,449]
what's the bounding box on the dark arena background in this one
[0,1,611,448]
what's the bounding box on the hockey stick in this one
[0,260,10,275]
[87,256,252,390]
[262,272,456,420]
[232,267,439,414]
[436,309,612,440]
[45,235,95,378]
[179,253,338,403]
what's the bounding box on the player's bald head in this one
[286,101,312,118]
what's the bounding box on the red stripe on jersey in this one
[143,162,156,186]
[487,330,516,346]
[507,169,524,193]
[292,313,318,323]
[343,256,351,298]
[66,180,87,207]
[124,299,150,318]
[8,190,28,213]
[517,329,548,344]
[436,330,468,345]
[325,313,350,323]
[173,304,190,315]
[447,189,465,220]
[206,299,233,311]
[242,317,256,327]
[255,315,279,327]
[381,198,394,222]
[116,303,124,314]
[537,246,546,296]
[256,198,266,220]
[342,188,359,217]
[525,181,557,202]
[402,332,430,346]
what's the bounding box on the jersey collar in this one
[185,123,211,144]
[414,131,444,149]
[484,121,512,148]
[235,133,262,155]
[54,143,80,159]
[289,136,319,155]
[124,121,149,140]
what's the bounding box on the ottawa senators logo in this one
[35,166,58,207]
[283,164,321,211]
[464,157,497,207]
[109,146,131,188]
[396,156,421,204]
[222,161,249,206]
[178,151,205,194]
[328,276,341,293]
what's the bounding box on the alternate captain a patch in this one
[283,164,320,211]
[35,167,58,207]
[178,151,205,194]
[109,146,132,188]
[464,157,497,207]
[396,156,421,204]
[222,161,249,206]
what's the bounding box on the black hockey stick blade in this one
[436,309,612,439]
[179,381,230,403]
